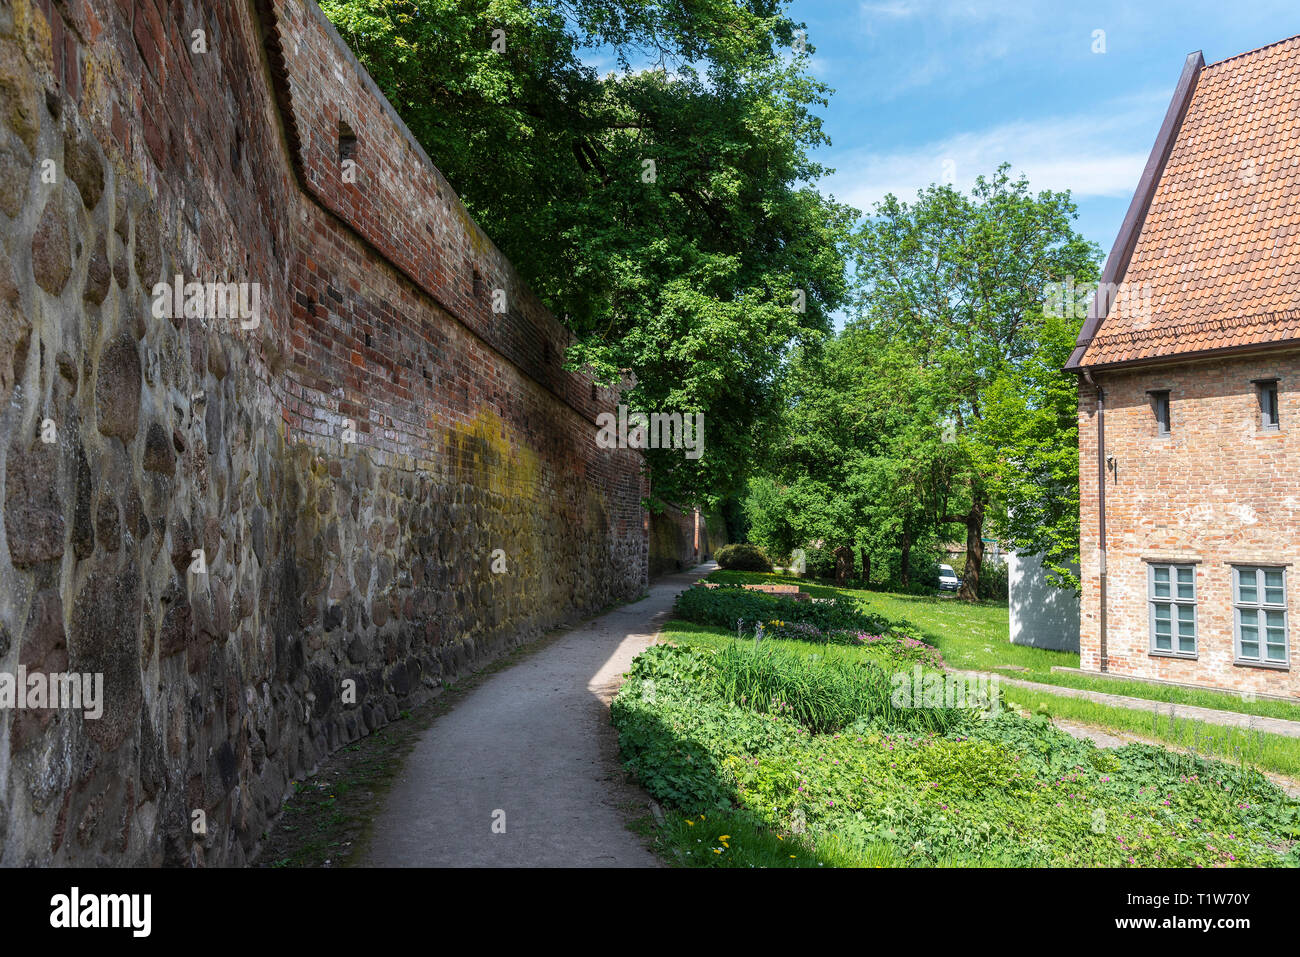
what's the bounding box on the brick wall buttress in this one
[0,0,649,865]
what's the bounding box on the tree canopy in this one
[321,0,857,506]
[749,167,1100,596]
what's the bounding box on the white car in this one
[937,564,961,592]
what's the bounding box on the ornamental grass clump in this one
[714,643,969,736]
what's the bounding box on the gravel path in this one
[361,564,714,867]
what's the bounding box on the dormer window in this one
[1255,378,1280,430]
[1148,389,1171,436]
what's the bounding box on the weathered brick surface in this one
[1079,353,1300,698]
[649,505,727,578]
[0,0,648,865]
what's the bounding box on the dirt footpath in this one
[360,565,713,867]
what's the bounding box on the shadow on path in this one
[360,564,715,866]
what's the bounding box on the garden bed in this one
[611,584,1300,868]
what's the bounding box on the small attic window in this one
[338,120,357,164]
[1148,389,1171,436]
[1254,378,1280,430]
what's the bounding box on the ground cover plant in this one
[615,583,1300,868]
[707,570,1300,725]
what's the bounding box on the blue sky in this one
[802,0,1299,257]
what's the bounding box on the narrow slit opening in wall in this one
[338,119,357,165]
[1254,378,1280,430]
[473,269,485,297]
[1147,389,1171,436]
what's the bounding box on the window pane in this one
[1240,609,1259,659]
[1175,567,1194,599]
[1265,612,1286,660]
[1153,567,1171,599]
[1237,569,1258,604]
[1177,604,1195,634]
[1263,384,1279,427]
[1264,569,1285,605]
[1178,633,1196,654]
[1153,603,1171,649]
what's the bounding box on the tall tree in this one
[746,326,957,587]
[853,166,1100,598]
[320,0,856,505]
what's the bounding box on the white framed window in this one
[1148,563,1196,657]
[1233,566,1289,667]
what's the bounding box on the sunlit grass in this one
[702,570,1300,724]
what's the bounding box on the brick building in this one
[1066,35,1300,698]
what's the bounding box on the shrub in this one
[803,544,837,579]
[673,585,884,634]
[716,543,773,572]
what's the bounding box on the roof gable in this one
[1072,35,1300,369]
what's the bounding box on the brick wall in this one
[1079,351,1300,698]
[648,504,727,578]
[0,0,648,865]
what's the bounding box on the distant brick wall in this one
[649,504,726,577]
[1079,352,1300,697]
[0,0,648,865]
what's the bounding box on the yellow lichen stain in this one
[449,198,494,260]
[442,408,540,500]
[10,0,54,81]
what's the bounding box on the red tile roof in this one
[1080,34,1300,367]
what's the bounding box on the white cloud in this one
[819,101,1162,213]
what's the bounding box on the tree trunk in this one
[834,546,853,587]
[900,531,912,589]
[860,548,870,586]
[958,496,986,601]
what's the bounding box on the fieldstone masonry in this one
[0,0,651,865]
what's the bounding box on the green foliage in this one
[956,554,1009,600]
[714,543,773,572]
[614,619,1300,867]
[850,166,1102,595]
[714,642,969,735]
[744,167,1101,599]
[320,0,856,505]
[672,584,882,634]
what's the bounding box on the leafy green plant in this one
[715,543,775,572]
[615,620,1300,868]
[673,584,885,635]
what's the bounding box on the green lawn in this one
[706,570,1300,725]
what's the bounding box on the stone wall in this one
[0,0,648,866]
[1079,352,1300,697]
[648,504,726,578]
